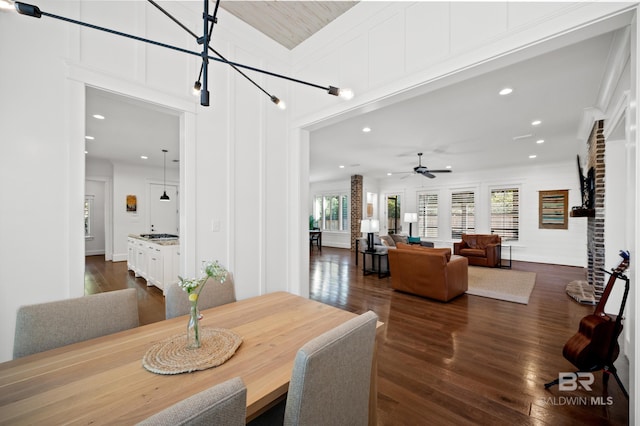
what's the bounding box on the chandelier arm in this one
[16,3,339,100]
[39,10,203,58]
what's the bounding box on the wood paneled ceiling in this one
[220,1,359,49]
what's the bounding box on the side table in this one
[500,244,512,269]
[362,250,389,278]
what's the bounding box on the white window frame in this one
[490,186,520,242]
[451,190,475,239]
[417,191,438,238]
[313,193,349,232]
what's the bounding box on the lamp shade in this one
[360,219,380,233]
[404,213,418,223]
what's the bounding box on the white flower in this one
[177,260,228,296]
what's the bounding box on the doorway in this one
[386,195,401,234]
[149,183,179,234]
[85,179,107,256]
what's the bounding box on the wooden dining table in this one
[0,291,380,425]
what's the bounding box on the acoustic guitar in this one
[562,250,630,371]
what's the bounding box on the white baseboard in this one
[112,253,127,262]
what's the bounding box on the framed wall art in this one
[126,195,137,212]
[539,190,568,229]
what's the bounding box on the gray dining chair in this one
[137,377,247,426]
[284,310,378,426]
[250,310,378,426]
[13,288,139,359]
[165,273,237,319]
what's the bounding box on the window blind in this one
[491,188,519,240]
[418,193,438,238]
[451,191,475,239]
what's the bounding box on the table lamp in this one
[404,212,418,236]
[360,219,380,251]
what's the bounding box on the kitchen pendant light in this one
[160,149,170,202]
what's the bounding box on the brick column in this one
[587,120,605,300]
[350,175,363,251]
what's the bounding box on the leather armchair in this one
[388,244,468,302]
[453,234,502,267]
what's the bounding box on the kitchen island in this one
[127,234,179,295]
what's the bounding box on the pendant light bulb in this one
[160,149,170,202]
[270,95,286,110]
[192,81,201,96]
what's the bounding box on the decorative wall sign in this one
[126,195,137,212]
[539,190,568,229]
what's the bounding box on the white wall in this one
[313,159,587,266]
[379,160,587,265]
[0,1,291,361]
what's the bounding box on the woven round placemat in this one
[142,327,242,375]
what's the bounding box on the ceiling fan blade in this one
[427,169,452,173]
[422,172,436,179]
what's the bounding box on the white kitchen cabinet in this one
[127,238,136,271]
[146,243,162,290]
[127,236,179,295]
[135,240,148,279]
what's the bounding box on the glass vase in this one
[186,301,201,349]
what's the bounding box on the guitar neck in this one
[594,258,629,317]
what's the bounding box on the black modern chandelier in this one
[10,0,354,108]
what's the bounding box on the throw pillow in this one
[407,236,421,244]
[390,234,408,245]
[379,235,395,247]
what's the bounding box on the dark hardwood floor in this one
[85,249,629,425]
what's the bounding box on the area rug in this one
[466,266,536,304]
[565,280,597,305]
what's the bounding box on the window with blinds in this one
[451,191,475,239]
[491,188,519,240]
[417,193,438,238]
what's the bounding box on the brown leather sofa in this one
[387,243,468,302]
[453,234,502,267]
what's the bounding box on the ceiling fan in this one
[396,152,452,179]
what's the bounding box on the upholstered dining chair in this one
[13,288,139,359]
[285,310,378,425]
[250,310,378,426]
[137,377,247,426]
[165,273,237,319]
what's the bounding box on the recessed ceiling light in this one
[339,165,345,169]
[529,154,537,159]
[387,172,392,176]
[531,120,541,126]
[446,165,452,169]
[93,114,105,120]
[362,127,371,133]
[140,155,148,160]
[499,87,513,96]
[536,139,545,144]
[85,135,95,140]
[84,150,88,154]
